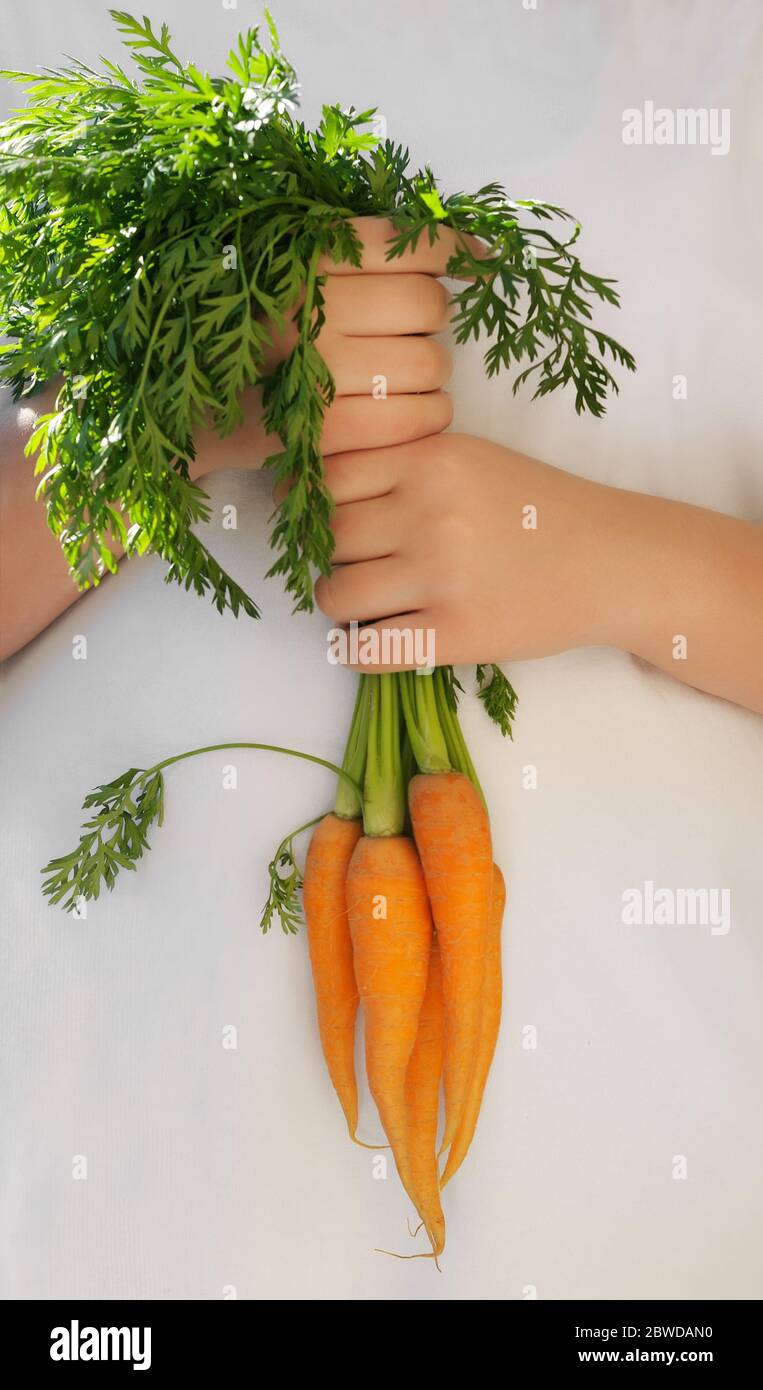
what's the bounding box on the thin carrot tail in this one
[439,1158,455,1188]
[402,1215,446,1258]
[438,1127,467,1184]
[349,1130,388,1151]
[423,1217,446,1259]
[439,1119,480,1187]
[376,1247,443,1272]
[439,1152,461,1188]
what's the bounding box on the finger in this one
[272,427,444,509]
[260,313,298,373]
[321,436,431,504]
[330,494,405,564]
[318,216,488,277]
[261,300,452,379]
[320,390,452,455]
[315,556,423,626]
[318,332,451,396]
[271,433,416,508]
[320,274,450,335]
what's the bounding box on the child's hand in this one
[2,217,472,657]
[315,431,763,715]
[195,217,484,471]
[316,432,604,665]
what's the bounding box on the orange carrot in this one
[408,770,493,1154]
[405,928,446,1256]
[440,862,505,1188]
[347,832,432,1209]
[302,812,363,1140]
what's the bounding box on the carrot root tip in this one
[375,1247,442,1265]
[350,1132,389,1151]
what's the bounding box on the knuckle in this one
[314,572,337,622]
[436,508,471,550]
[434,389,454,428]
[314,573,344,622]
[431,338,453,382]
[321,442,373,493]
[423,432,463,489]
[328,505,354,553]
[410,273,447,322]
[321,451,348,495]
[412,337,451,388]
[428,280,450,326]
[413,391,452,437]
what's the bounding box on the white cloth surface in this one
[1,0,762,1300]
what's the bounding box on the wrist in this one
[585,484,704,662]
[533,470,641,653]
[577,482,661,655]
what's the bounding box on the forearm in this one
[597,486,763,714]
[0,382,451,660]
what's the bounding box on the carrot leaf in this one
[41,767,165,911]
[0,9,634,618]
[475,664,519,739]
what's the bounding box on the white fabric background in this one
[1,0,762,1301]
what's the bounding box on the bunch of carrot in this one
[302,669,505,1261]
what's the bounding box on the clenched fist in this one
[197,216,485,469]
[314,429,763,717]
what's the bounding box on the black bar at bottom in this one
[0,1297,757,1375]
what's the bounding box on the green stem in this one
[363,674,406,837]
[400,725,416,838]
[277,811,326,847]
[334,675,371,820]
[145,740,362,805]
[260,810,327,935]
[126,279,177,436]
[299,240,324,352]
[399,669,450,775]
[433,667,485,805]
